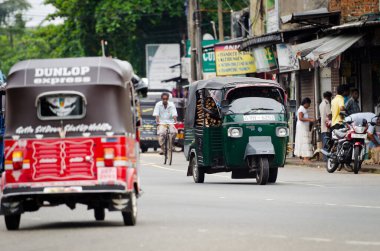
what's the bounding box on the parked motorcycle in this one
[322,117,370,174]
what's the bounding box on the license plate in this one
[97,167,117,182]
[243,115,275,121]
[43,186,82,193]
[351,133,367,139]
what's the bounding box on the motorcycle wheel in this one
[353,146,361,174]
[326,157,339,173]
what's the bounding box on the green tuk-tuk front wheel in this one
[256,157,269,185]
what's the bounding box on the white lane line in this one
[143,164,185,173]
[24,217,41,221]
[278,181,326,188]
[267,234,288,239]
[301,237,332,242]
[345,204,380,209]
[346,241,380,246]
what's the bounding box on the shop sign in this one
[186,40,218,73]
[215,43,256,76]
[276,43,299,72]
[252,46,277,73]
[266,0,279,33]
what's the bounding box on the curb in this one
[285,159,380,174]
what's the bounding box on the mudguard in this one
[244,136,275,159]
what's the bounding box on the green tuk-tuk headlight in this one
[228,127,243,138]
[276,127,289,137]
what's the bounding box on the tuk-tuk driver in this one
[153,93,178,154]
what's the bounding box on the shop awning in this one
[303,34,364,67]
[292,36,332,57]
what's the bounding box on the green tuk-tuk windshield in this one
[226,87,285,114]
[228,97,285,114]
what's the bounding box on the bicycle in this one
[162,124,176,165]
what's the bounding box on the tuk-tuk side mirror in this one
[288,100,297,113]
[220,100,230,115]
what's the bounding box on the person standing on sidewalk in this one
[294,98,315,164]
[331,85,349,130]
[345,88,361,116]
[319,91,332,161]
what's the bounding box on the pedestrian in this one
[345,88,361,115]
[294,97,314,164]
[330,85,349,130]
[319,91,332,161]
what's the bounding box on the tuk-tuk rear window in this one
[141,106,155,116]
[37,92,86,120]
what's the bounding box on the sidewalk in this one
[286,157,380,174]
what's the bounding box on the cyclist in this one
[153,93,178,155]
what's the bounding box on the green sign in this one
[186,40,218,73]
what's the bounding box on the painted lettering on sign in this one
[15,123,113,134]
[34,66,91,85]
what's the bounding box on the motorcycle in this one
[322,117,369,174]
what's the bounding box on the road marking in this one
[279,181,326,188]
[346,241,380,246]
[149,164,184,173]
[267,234,288,239]
[301,237,332,242]
[345,204,380,209]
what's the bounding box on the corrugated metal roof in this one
[304,34,364,67]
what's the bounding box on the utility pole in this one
[218,0,224,41]
[188,0,196,82]
[194,0,203,80]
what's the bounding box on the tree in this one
[0,0,31,26]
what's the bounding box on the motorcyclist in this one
[345,112,380,148]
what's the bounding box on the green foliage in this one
[0,0,249,76]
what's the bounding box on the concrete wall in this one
[250,0,329,35]
[329,0,379,21]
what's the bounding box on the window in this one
[37,91,86,120]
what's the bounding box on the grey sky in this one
[24,0,63,27]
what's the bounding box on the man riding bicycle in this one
[153,93,178,155]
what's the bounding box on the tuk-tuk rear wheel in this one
[122,191,137,226]
[94,208,105,221]
[268,167,278,183]
[191,156,204,183]
[256,157,269,185]
[4,214,21,231]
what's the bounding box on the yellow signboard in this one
[215,43,256,76]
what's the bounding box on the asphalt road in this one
[1,151,380,251]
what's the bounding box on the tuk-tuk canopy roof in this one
[185,77,284,129]
[192,77,280,90]
[6,57,133,89]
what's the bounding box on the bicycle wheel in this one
[168,134,173,165]
[164,133,168,165]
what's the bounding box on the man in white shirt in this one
[153,93,178,154]
[319,91,332,161]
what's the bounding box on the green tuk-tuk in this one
[184,77,289,185]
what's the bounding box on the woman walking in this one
[294,97,314,164]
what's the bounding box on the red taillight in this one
[104,148,115,167]
[12,151,24,170]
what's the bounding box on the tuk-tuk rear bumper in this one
[0,181,134,216]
